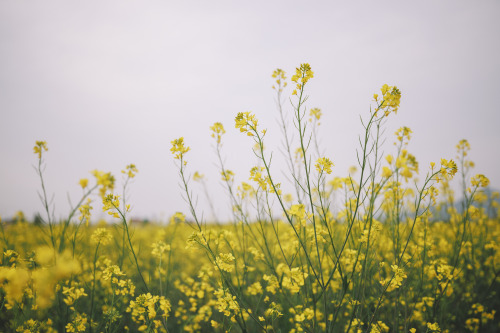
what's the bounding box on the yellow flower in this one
[221,169,235,182]
[33,140,48,159]
[376,84,401,115]
[235,112,258,136]
[152,240,171,259]
[315,157,334,174]
[249,166,267,191]
[309,107,322,123]
[426,322,441,332]
[171,137,190,159]
[215,253,235,272]
[210,122,226,144]
[91,170,115,198]
[121,164,138,178]
[272,68,287,91]
[170,212,186,224]
[91,228,112,245]
[127,293,171,325]
[193,171,204,181]
[288,204,306,219]
[395,126,412,142]
[370,321,389,333]
[382,166,392,178]
[65,313,87,333]
[79,198,93,226]
[79,178,88,189]
[386,154,393,165]
[440,159,457,178]
[470,174,489,187]
[380,264,407,291]
[62,286,87,306]
[247,282,263,295]
[102,194,120,219]
[214,288,240,317]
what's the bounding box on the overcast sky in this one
[1,1,499,223]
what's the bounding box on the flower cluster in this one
[122,164,138,178]
[151,240,171,259]
[78,178,88,189]
[210,122,226,145]
[65,313,87,333]
[62,286,87,306]
[440,158,458,178]
[309,107,322,123]
[214,288,240,318]
[78,198,92,226]
[374,84,402,115]
[169,212,186,224]
[91,228,112,245]
[102,194,121,219]
[315,157,334,174]
[291,63,314,95]
[102,264,136,296]
[221,169,235,182]
[249,166,281,195]
[170,137,190,159]
[395,126,412,143]
[192,171,204,181]
[127,293,171,331]
[33,141,48,159]
[380,264,407,292]
[272,68,287,92]
[235,112,258,136]
[215,253,235,273]
[470,174,489,188]
[91,170,115,198]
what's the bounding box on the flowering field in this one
[1,65,499,332]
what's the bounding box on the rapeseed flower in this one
[121,164,138,178]
[315,157,334,174]
[235,111,258,135]
[33,140,48,159]
[291,63,314,95]
[171,137,190,159]
[210,122,225,144]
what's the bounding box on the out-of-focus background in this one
[1,0,499,223]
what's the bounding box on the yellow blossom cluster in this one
[210,122,226,144]
[309,107,322,123]
[315,157,334,174]
[121,163,138,178]
[170,137,190,159]
[33,141,48,159]
[470,174,489,188]
[380,264,407,292]
[127,293,171,331]
[291,63,314,95]
[221,169,235,182]
[215,253,235,272]
[214,288,240,318]
[91,227,112,245]
[249,166,281,195]
[102,193,121,218]
[235,111,259,136]
[91,170,115,198]
[272,68,287,92]
[78,198,92,226]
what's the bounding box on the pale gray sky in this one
[1,1,499,222]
